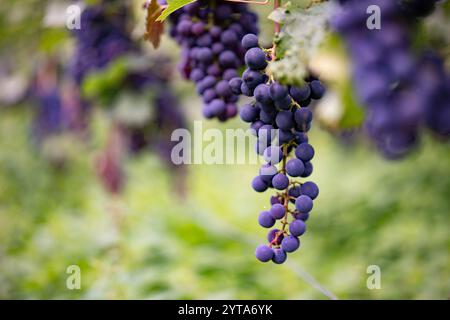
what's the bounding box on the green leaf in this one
[156,0,197,22]
[268,2,332,84]
[339,80,365,129]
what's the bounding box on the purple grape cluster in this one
[167,0,258,121]
[69,2,135,84]
[332,0,449,158]
[229,34,325,264]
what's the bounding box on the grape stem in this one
[271,0,281,61]
[270,143,289,247]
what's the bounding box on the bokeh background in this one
[0,0,449,299]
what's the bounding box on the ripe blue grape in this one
[242,33,259,50]
[252,176,268,192]
[245,47,268,70]
[286,159,305,177]
[289,220,306,237]
[255,245,274,262]
[281,236,300,253]
[272,248,287,264]
[295,195,313,213]
[269,203,286,220]
[272,173,289,190]
[301,181,319,200]
[295,143,315,162]
[258,211,275,228]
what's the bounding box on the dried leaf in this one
[144,0,165,49]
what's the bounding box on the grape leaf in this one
[144,0,165,48]
[268,1,334,84]
[156,0,197,22]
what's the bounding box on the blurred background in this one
[0,0,449,299]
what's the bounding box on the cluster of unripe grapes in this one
[167,0,258,121]
[228,34,325,264]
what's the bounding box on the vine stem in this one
[271,0,281,61]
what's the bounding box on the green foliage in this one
[0,106,448,299]
[81,58,128,106]
[157,0,197,22]
[338,80,365,129]
[268,1,332,84]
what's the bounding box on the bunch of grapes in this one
[228,34,325,264]
[332,0,449,158]
[69,1,135,84]
[67,2,188,194]
[167,0,258,121]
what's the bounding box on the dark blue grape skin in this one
[281,235,300,253]
[242,33,259,50]
[270,195,281,205]
[209,99,227,115]
[301,161,313,178]
[240,82,253,96]
[290,85,311,103]
[267,228,284,245]
[191,21,206,36]
[255,245,274,262]
[278,130,294,144]
[212,42,225,55]
[295,195,313,213]
[295,143,315,162]
[240,104,259,122]
[295,132,309,144]
[309,80,326,99]
[258,211,275,228]
[259,110,276,124]
[219,51,238,68]
[294,108,313,126]
[258,124,274,144]
[272,173,289,190]
[274,95,292,110]
[269,83,289,101]
[289,219,306,237]
[286,158,305,177]
[223,69,238,81]
[221,30,238,46]
[254,84,272,104]
[229,77,243,94]
[275,111,294,130]
[269,203,286,220]
[252,175,268,192]
[245,47,268,70]
[263,146,283,164]
[216,80,232,98]
[272,248,287,264]
[294,212,310,222]
[203,89,217,103]
[250,120,264,136]
[242,69,265,89]
[288,185,302,199]
[190,69,204,82]
[259,164,277,183]
[301,181,319,200]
